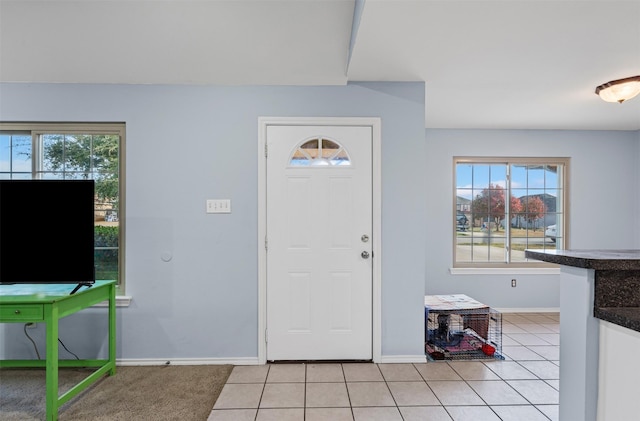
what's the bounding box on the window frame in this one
[453,156,570,269]
[1,122,126,294]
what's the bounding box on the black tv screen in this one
[0,180,95,285]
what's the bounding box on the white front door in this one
[266,125,373,361]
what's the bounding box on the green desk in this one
[0,280,116,421]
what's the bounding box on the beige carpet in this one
[0,364,233,421]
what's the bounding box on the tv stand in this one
[0,280,116,421]
[70,282,92,295]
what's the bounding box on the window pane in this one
[0,134,10,172]
[454,158,567,266]
[489,165,506,187]
[526,165,547,188]
[41,134,64,173]
[289,138,351,167]
[42,134,95,177]
[301,139,319,159]
[290,149,309,166]
[471,164,490,188]
[94,137,119,182]
[331,149,350,166]
[488,238,506,262]
[456,161,473,214]
[95,247,118,281]
[0,133,31,174]
[322,138,339,150]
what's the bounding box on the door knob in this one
[361,251,370,259]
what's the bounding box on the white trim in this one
[495,307,560,313]
[115,296,132,307]
[449,267,560,275]
[371,119,382,364]
[93,296,132,307]
[379,355,428,364]
[116,357,260,366]
[257,117,382,364]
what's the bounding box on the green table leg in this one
[45,303,59,421]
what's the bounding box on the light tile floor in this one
[208,313,559,421]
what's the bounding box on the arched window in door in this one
[289,137,351,167]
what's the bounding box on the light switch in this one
[206,199,231,214]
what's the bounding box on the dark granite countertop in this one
[525,249,640,333]
[524,249,640,270]
[595,307,640,332]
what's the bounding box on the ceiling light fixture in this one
[595,75,640,103]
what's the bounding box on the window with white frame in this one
[0,123,125,290]
[454,157,568,267]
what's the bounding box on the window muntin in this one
[455,157,568,267]
[289,137,351,167]
[0,123,124,290]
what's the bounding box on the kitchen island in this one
[524,249,640,421]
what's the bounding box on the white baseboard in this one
[116,357,260,366]
[495,307,560,313]
[118,356,430,366]
[378,355,427,364]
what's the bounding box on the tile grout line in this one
[411,362,453,420]
[378,364,402,418]
[340,363,356,421]
[254,364,270,421]
[508,317,558,420]
[211,313,559,421]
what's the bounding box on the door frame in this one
[258,116,382,364]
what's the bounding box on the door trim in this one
[258,117,382,364]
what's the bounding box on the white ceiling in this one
[1,0,639,130]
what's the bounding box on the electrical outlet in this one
[511,279,517,287]
[26,322,37,329]
[206,199,231,214]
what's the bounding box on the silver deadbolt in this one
[361,234,369,243]
[361,251,370,259]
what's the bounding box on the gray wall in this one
[0,82,427,360]
[424,129,640,308]
[1,83,638,361]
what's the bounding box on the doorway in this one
[258,117,381,363]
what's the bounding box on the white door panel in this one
[266,125,372,360]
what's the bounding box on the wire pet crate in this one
[424,295,503,361]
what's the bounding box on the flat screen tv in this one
[0,180,95,289]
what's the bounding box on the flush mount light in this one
[595,75,640,103]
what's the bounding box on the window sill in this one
[93,295,132,308]
[449,267,561,275]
